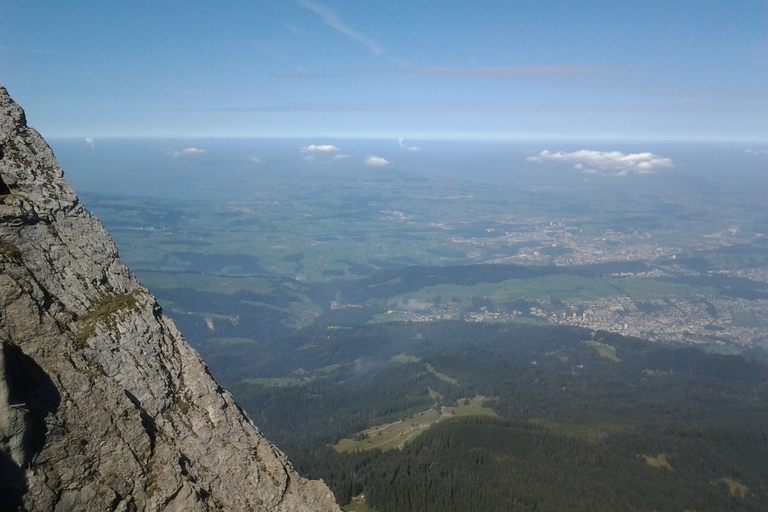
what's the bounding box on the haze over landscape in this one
[2,0,766,140]
[2,1,768,511]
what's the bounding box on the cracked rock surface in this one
[0,86,340,512]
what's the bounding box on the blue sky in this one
[1,0,766,141]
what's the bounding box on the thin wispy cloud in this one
[0,44,84,57]
[298,0,383,55]
[394,65,614,78]
[333,154,351,161]
[84,137,95,149]
[588,81,768,103]
[365,156,389,167]
[271,65,614,80]
[527,150,672,175]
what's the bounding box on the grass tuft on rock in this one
[74,290,143,348]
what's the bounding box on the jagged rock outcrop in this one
[0,86,341,511]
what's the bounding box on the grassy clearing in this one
[391,353,421,364]
[704,343,743,355]
[342,495,379,512]
[204,337,257,347]
[714,478,748,498]
[425,363,458,384]
[389,275,623,306]
[317,364,343,374]
[380,275,719,319]
[584,341,622,362]
[609,278,718,301]
[443,396,499,418]
[240,377,301,388]
[334,396,496,453]
[643,453,674,471]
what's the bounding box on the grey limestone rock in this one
[0,86,341,512]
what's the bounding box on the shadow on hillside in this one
[1,341,61,508]
[0,450,26,510]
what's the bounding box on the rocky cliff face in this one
[0,86,340,512]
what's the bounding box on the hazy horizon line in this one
[45,134,768,144]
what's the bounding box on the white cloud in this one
[181,147,206,155]
[302,144,339,152]
[333,154,351,161]
[84,137,94,149]
[249,156,262,163]
[365,156,389,167]
[298,0,383,55]
[303,155,315,162]
[398,138,420,151]
[527,150,672,174]
[582,169,599,174]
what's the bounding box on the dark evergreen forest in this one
[215,321,768,511]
